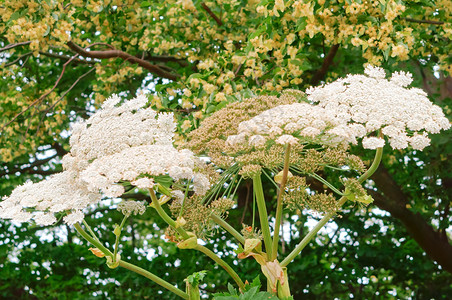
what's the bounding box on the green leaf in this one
[140,1,152,7]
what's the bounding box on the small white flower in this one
[249,135,267,147]
[34,212,57,226]
[131,177,155,189]
[193,173,210,195]
[300,127,321,137]
[409,133,431,150]
[364,65,386,79]
[362,137,385,149]
[172,190,185,204]
[117,201,146,216]
[63,211,85,225]
[275,134,299,145]
[389,134,409,149]
[390,71,413,87]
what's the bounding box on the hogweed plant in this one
[0,66,450,299]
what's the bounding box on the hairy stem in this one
[149,188,190,239]
[253,174,273,259]
[281,146,383,267]
[271,144,291,260]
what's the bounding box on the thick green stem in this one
[186,282,201,300]
[252,174,273,259]
[281,146,384,267]
[150,189,243,289]
[280,197,346,267]
[113,215,129,263]
[271,144,291,260]
[73,222,113,257]
[194,245,245,290]
[358,145,384,184]
[149,188,190,240]
[75,220,188,299]
[118,260,189,299]
[210,213,245,245]
[82,219,102,244]
[277,267,291,299]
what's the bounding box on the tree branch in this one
[66,41,180,81]
[370,166,452,274]
[311,44,339,86]
[4,52,32,67]
[0,41,31,53]
[39,51,93,64]
[201,2,223,26]
[0,154,58,177]
[51,142,68,157]
[143,53,189,67]
[402,18,444,25]
[0,47,83,133]
[33,67,96,136]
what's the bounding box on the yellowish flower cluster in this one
[1,0,450,163]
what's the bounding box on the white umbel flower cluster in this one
[226,103,349,147]
[306,65,450,150]
[67,94,175,165]
[0,171,101,225]
[0,94,210,226]
[117,200,146,217]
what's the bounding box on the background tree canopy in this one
[0,0,451,299]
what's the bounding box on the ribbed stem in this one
[271,144,291,260]
[252,174,273,259]
[119,260,188,299]
[73,222,112,257]
[194,245,245,290]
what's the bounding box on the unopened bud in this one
[175,216,187,228]
[244,238,261,253]
[274,170,293,184]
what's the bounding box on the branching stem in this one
[113,215,129,263]
[253,174,273,259]
[281,145,383,267]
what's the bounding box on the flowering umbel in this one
[0,94,210,226]
[306,66,450,150]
